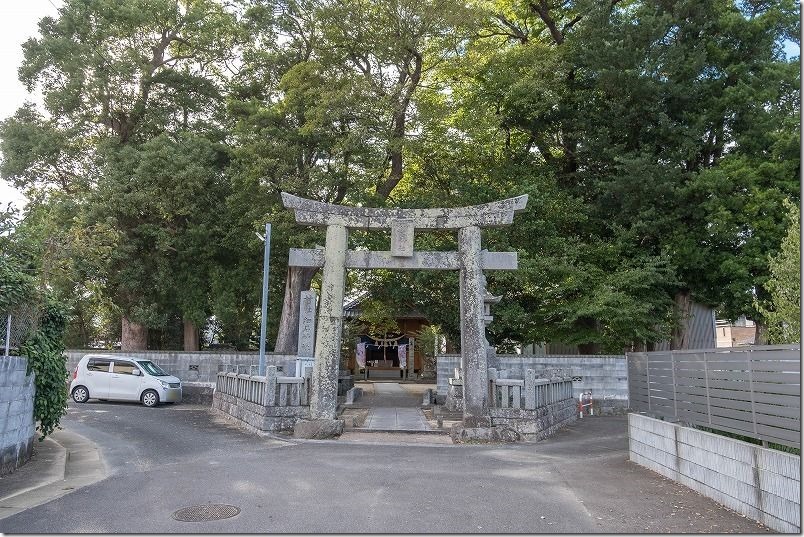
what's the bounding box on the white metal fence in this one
[628,345,800,449]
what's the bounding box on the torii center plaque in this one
[282,192,528,428]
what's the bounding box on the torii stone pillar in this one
[458,226,490,426]
[310,225,347,419]
[281,192,528,435]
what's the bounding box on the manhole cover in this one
[172,504,240,522]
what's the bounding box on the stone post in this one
[458,225,490,427]
[295,290,317,376]
[310,224,348,420]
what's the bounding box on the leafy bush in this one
[21,298,69,440]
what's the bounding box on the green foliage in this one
[20,297,69,440]
[414,324,443,375]
[1,0,799,353]
[358,300,400,339]
[755,201,801,343]
[0,256,37,312]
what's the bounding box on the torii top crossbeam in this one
[281,192,528,229]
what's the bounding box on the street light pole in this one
[258,223,271,376]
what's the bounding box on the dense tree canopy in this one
[1,0,799,353]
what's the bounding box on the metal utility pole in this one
[257,223,272,376]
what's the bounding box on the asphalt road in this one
[0,401,770,533]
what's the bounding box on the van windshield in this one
[136,360,168,376]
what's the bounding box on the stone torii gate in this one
[282,192,528,431]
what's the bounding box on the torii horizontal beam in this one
[281,192,528,229]
[288,248,518,270]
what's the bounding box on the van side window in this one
[112,361,138,375]
[87,359,112,372]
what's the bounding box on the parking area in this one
[0,401,771,533]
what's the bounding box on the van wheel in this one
[141,390,159,407]
[71,386,89,403]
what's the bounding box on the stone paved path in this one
[363,407,430,431]
[359,382,431,431]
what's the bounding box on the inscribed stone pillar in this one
[310,224,348,420]
[295,290,317,376]
[458,225,491,427]
[298,290,317,357]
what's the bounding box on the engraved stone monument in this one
[295,289,317,376]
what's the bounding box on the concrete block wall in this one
[629,413,800,533]
[65,350,297,385]
[0,356,36,476]
[437,354,628,412]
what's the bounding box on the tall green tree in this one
[225,0,477,352]
[756,200,801,343]
[448,0,800,350]
[3,0,240,349]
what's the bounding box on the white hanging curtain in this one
[356,342,366,368]
[398,344,407,369]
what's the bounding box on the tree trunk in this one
[754,320,768,345]
[273,266,318,354]
[576,317,600,354]
[121,316,148,350]
[375,50,422,201]
[183,319,200,351]
[670,290,692,350]
[376,112,406,200]
[577,342,600,354]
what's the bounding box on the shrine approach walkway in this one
[355,382,431,432]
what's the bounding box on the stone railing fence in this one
[488,368,574,410]
[437,354,628,414]
[214,365,312,408]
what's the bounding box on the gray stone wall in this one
[489,398,577,441]
[65,350,298,385]
[629,413,800,533]
[212,391,309,433]
[0,356,36,476]
[437,354,628,412]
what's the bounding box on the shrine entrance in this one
[357,334,410,380]
[281,192,528,430]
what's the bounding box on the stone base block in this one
[337,375,355,396]
[182,383,215,405]
[421,389,434,406]
[293,419,345,439]
[212,392,310,433]
[344,387,363,405]
[451,425,521,444]
[445,384,464,412]
[489,398,577,441]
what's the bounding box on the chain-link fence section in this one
[1,303,40,356]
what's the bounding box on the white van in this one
[69,354,182,407]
